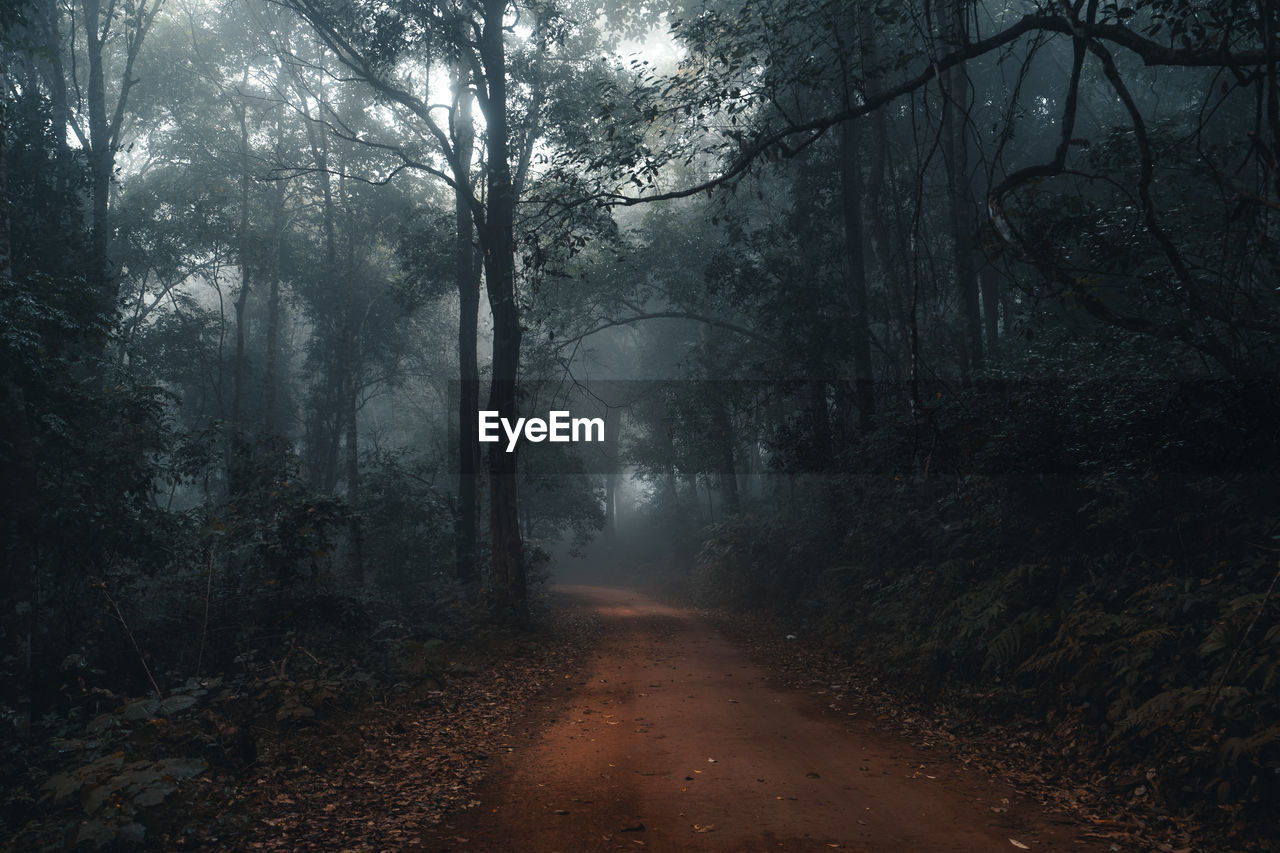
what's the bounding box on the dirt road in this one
[419,586,1107,852]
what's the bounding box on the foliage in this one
[1,83,177,718]
[212,459,348,592]
[519,441,607,557]
[686,333,1280,827]
[7,0,1280,846]
[358,448,454,593]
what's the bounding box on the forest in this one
[2,0,1279,849]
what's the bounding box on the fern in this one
[984,622,1022,671]
[1200,594,1267,656]
[1110,686,1239,741]
[1132,625,1177,645]
[1221,724,1280,769]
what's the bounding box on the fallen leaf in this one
[1010,840,1030,850]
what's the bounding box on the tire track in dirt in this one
[418,585,1111,852]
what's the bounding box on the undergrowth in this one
[688,376,1280,848]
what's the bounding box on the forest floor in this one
[414,585,1118,853]
[10,584,1223,851]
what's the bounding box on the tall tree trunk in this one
[453,64,481,587]
[83,0,114,313]
[656,401,680,508]
[875,128,918,386]
[711,393,740,514]
[857,2,904,386]
[807,378,831,465]
[40,0,71,199]
[339,145,363,586]
[602,407,622,539]
[264,93,288,438]
[479,0,526,616]
[940,0,984,378]
[264,180,284,436]
[345,381,362,583]
[0,62,10,286]
[301,75,342,494]
[790,155,835,458]
[838,118,876,430]
[229,90,251,496]
[65,0,158,315]
[306,390,342,494]
[981,271,1000,355]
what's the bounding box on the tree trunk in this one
[807,378,831,466]
[83,0,114,313]
[711,394,740,514]
[940,0,984,378]
[790,156,835,459]
[656,401,680,508]
[40,0,71,198]
[227,88,253,498]
[264,106,287,436]
[345,378,362,584]
[838,118,876,430]
[602,407,623,539]
[479,0,526,616]
[0,70,10,285]
[339,145,363,586]
[703,474,715,524]
[302,77,342,494]
[856,4,910,389]
[981,271,1000,355]
[453,63,482,587]
[264,189,284,435]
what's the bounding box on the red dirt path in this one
[418,585,1112,852]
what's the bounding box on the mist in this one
[3,0,1278,849]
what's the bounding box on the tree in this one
[278,0,647,614]
[635,2,1280,376]
[451,60,483,586]
[3,14,172,721]
[0,0,37,730]
[31,0,164,311]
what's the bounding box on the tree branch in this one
[555,311,776,351]
[612,12,1272,207]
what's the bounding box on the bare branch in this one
[555,311,777,352]
[612,12,1272,208]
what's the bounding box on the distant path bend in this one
[419,585,1106,852]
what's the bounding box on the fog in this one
[4,0,1279,846]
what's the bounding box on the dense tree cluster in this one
[2,0,1278,844]
[590,0,1280,831]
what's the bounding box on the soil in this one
[416,585,1113,853]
